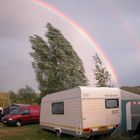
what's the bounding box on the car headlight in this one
[8,118,13,120]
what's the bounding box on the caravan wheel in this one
[55,129,61,137]
[56,131,61,137]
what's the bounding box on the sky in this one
[0,0,140,91]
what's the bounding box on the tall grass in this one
[0,92,9,107]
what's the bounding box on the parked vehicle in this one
[0,107,3,121]
[3,104,27,117]
[2,105,40,126]
[40,86,121,138]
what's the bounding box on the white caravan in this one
[40,87,121,137]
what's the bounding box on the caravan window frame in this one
[105,99,119,109]
[52,102,64,115]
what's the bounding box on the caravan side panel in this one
[40,97,83,135]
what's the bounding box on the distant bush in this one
[9,85,39,105]
[121,86,140,95]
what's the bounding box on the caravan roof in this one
[42,86,120,102]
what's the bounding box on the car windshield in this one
[10,108,23,115]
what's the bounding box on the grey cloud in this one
[111,0,140,16]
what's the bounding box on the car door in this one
[22,109,31,124]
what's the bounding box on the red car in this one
[2,105,40,126]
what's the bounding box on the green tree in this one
[29,23,88,98]
[9,90,17,103]
[17,85,38,104]
[9,86,38,104]
[93,53,113,87]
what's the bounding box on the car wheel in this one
[16,121,22,127]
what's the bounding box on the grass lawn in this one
[0,123,65,140]
[0,123,139,140]
[0,123,82,140]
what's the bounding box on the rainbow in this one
[29,0,119,86]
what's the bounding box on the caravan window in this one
[52,102,64,114]
[105,99,119,108]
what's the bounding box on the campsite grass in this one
[0,123,75,140]
[0,123,139,140]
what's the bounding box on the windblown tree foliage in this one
[29,23,88,97]
[93,53,113,87]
